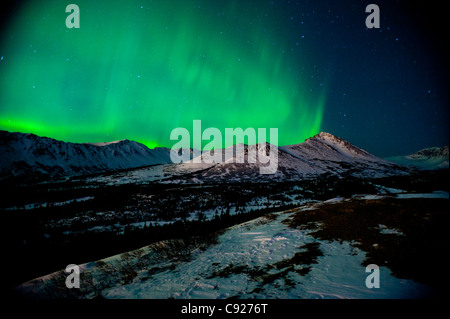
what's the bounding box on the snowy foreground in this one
[100,211,427,299]
[17,191,447,299]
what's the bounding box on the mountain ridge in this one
[0,130,412,183]
[0,130,172,182]
[170,131,408,182]
[386,145,449,170]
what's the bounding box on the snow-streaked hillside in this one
[387,146,449,170]
[167,132,408,182]
[1,130,409,184]
[17,191,446,299]
[283,132,381,163]
[0,130,172,181]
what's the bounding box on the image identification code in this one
[181,303,268,316]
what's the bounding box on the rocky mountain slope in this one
[0,130,172,182]
[0,130,409,184]
[172,132,408,182]
[386,146,449,170]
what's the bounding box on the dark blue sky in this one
[288,0,448,157]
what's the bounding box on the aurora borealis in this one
[0,0,448,156]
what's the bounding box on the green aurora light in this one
[0,0,326,149]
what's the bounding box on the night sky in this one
[0,0,448,157]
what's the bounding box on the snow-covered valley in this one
[15,191,448,299]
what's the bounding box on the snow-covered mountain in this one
[280,132,402,177]
[0,130,172,182]
[172,132,407,182]
[0,130,409,184]
[386,146,449,170]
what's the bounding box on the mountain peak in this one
[303,131,375,159]
[315,131,336,139]
[311,132,343,142]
